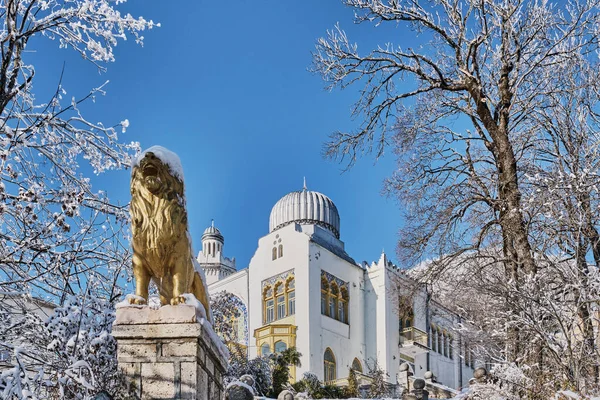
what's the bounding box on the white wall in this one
[246,223,309,362]
[207,220,475,390]
[306,231,366,381]
[208,269,249,307]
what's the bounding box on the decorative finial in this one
[303,176,307,191]
[211,219,214,228]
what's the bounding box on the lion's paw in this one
[128,295,147,305]
[170,296,186,305]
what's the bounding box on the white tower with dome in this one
[202,182,477,391]
[197,220,236,285]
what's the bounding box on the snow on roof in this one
[132,145,184,181]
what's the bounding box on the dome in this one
[269,186,340,238]
[202,221,224,242]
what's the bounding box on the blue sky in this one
[31,1,419,269]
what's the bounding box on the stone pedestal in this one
[113,305,227,400]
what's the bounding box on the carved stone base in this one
[113,305,227,400]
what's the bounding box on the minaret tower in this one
[201,220,224,260]
[198,220,236,285]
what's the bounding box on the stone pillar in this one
[112,305,228,400]
[398,362,413,392]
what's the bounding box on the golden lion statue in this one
[129,146,211,321]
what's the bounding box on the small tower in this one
[198,221,236,285]
[201,220,224,260]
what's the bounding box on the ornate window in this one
[400,307,414,332]
[351,358,363,373]
[275,341,287,353]
[330,283,339,319]
[262,274,296,324]
[321,277,329,315]
[431,325,437,352]
[329,296,336,318]
[339,287,348,324]
[442,331,450,357]
[266,299,274,323]
[278,244,284,258]
[448,334,453,359]
[287,278,295,316]
[320,271,349,324]
[277,295,286,320]
[324,348,336,382]
[261,343,271,356]
[272,247,278,260]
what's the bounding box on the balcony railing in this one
[399,327,429,349]
[329,371,373,387]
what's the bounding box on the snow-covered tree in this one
[0,0,158,303]
[225,352,273,397]
[365,358,388,398]
[313,0,600,391]
[0,1,157,398]
[0,293,136,399]
[210,291,247,345]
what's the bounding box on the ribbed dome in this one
[269,188,340,238]
[202,222,224,242]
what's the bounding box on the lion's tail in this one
[192,272,212,323]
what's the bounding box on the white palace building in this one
[198,185,477,390]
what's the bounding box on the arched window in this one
[266,299,274,323]
[261,343,271,357]
[329,283,339,318]
[275,341,287,353]
[351,358,363,373]
[437,327,443,354]
[448,334,453,359]
[272,247,277,260]
[443,331,448,357]
[324,348,336,382]
[321,278,329,315]
[430,325,437,352]
[320,273,350,324]
[262,276,296,324]
[263,286,274,324]
[287,278,296,316]
[276,283,286,320]
[278,244,283,258]
[339,287,349,324]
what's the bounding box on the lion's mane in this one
[130,163,186,273]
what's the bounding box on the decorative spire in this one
[303,176,307,191]
[379,250,387,266]
[211,219,214,228]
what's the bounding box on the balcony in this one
[399,327,429,357]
